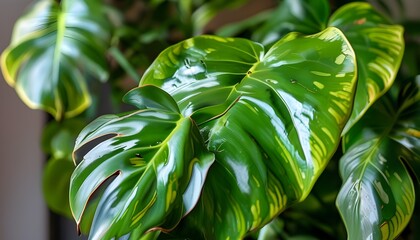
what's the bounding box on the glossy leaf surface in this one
[329,2,405,133]
[337,76,420,239]
[242,1,405,134]
[1,0,110,120]
[70,85,214,239]
[141,28,357,238]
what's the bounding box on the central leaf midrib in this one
[122,116,187,226]
[352,103,401,194]
[80,113,187,237]
[52,7,67,119]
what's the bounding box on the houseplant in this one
[1,0,418,239]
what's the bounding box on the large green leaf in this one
[337,76,420,239]
[240,1,404,134]
[141,28,357,238]
[1,0,110,120]
[69,85,214,239]
[329,2,405,133]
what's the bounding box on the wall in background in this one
[0,0,47,240]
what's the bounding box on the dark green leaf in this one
[141,29,357,238]
[43,157,75,218]
[69,85,214,239]
[41,118,86,218]
[1,0,110,120]
[337,76,420,239]
[42,119,86,159]
[123,85,180,113]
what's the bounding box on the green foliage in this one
[43,158,75,218]
[217,0,329,43]
[108,0,249,83]
[329,2,405,134]
[338,76,420,239]
[70,86,214,239]
[1,0,111,120]
[138,30,356,238]
[1,0,419,239]
[41,119,87,218]
[220,0,405,133]
[69,29,358,238]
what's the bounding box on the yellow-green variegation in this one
[337,76,420,239]
[140,28,357,238]
[329,2,405,134]
[1,0,110,120]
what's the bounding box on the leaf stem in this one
[109,47,141,82]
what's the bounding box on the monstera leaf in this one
[337,76,420,239]
[140,28,357,238]
[329,2,404,133]
[69,85,214,239]
[1,0,110,120]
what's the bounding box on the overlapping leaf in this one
[337,76,420,239]
[69,85,214,239]
[1,0,110,120]
[140,28,357,238]
[238,1,404,134]
[329,2,404,133]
